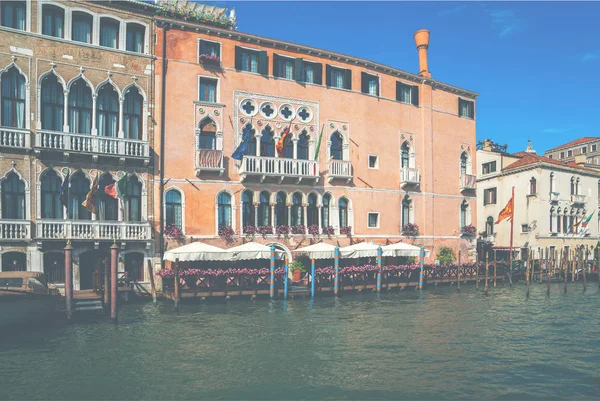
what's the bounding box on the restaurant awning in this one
[381,242,430,257]
[226,242,286,261]
[339,242,382,258]
[163,242,228,262]
[293,242,338,259]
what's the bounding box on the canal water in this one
[1,283,599,400]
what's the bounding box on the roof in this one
[545,137,599,153]
[504,152,600,174]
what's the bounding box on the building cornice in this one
[498,161,600,179]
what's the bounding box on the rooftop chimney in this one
[413,29,430,78]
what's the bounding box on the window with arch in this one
[556,208,562,233]
[1,1,25,30]
[41,170,62,219]
[460,152,469,175]
[41,74,64,131]
[283,133,293,159]
[401,142,410,168]
[42,4,64,38]
[126,23,145,53]
[321,193,331,228]
[576,178,580,196]
[486,216,494,236]
[124,176,142,222]
[307,193,318,226]
[165,189,182,229]
[297,132,309,160]
[198,118,216,150]
[330,132,343,160]
[291,193,303,226]
[258,191,271,226]
[550,172,555,193]
[99,17,119,49]
[401,197,411,228]
[1,172,25,219]
[217,192,232,227]
[338,197,349,228]
[275,191,287,226]
[241,190,254,228]
[71,11,93,44]
[1,66,26,128]
[244,124,257,156]
[549,207,555,233]
[460,200,469,228]
[68,172,90,220]
[123,86,143,140]
[260,127,275,157]
[529,177,537,195]
[570,177,576,195]
[68,79,92,134]
[96,85,119,137]
[97,174,117,221]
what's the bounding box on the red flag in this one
[495,195,514,224]
[275,124,291,157]
[104,183,117,199]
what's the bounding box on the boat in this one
[0,272,63,331]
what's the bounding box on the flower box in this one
[291,225,306,235]
[199,54,222,67]
[218,225,235,243]
[340,226,352,237]
[402,223,419,238]
[460,224,477,237]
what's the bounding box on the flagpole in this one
[509,186,514,287]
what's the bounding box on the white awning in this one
[163,242,228,262]
[226,242,286,261]
[339,242,382,258]
[382,242,430,257]
[293,242,338,259]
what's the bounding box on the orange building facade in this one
[154,15,478,262]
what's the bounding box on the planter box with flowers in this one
[218,225,235,243]
[308,225,320,238]
[157,4,237,30]
[256,225,273,238]
[243,225,256,240]
[276,225,290,238]
[340,226,352,237]
[322,226,335,238]
[461,224,477,238]
[165,223,184,239]
[199,54,222,68]
[402,223,419,238]
[291,225,306,235]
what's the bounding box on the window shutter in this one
[344,69,352,90]
[294,58,303,82]
[470,101,475,119]
[314,63,323,85]
[272,54,279,77]
[458,98,462,117]
[234,46,242,70]
[361,72,368,94]
[395,82,401,101]
[325,65,332,86]
[258,50,268,75]
[411,85,419,106]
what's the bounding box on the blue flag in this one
[232,126,253,160]
[60,172,70,207]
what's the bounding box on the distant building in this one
[544,137,600,165]
[477,139,600,260]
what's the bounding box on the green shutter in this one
[395,82,401,101]
[344,69,352,90]
[411,85,419,106]
[258,50,268,75]
[272,54,279,77]
[361,72,368,94]
[458,98,463,117]
[314,63,322,85]
[294,58,303,82]
[325,65,332,86]
[234,46,242,70]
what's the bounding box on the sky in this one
[213,0,600,155]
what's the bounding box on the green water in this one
[1,283,599,400]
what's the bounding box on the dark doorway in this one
[44,252,65,283]
[125,252,144,281]
[1,252,26,272]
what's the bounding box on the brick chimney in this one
[414,29,430,77]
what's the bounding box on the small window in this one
[361,72,379,96]
[326,65,351,89]
[567,150,573,157]
[368,212,379,228]
[548,155,553,159]
[483,188,497,206]
[273,55,295,80]
[1,1,26,30]
[99,18,119,49]
[529,178,537,195]
[302,61,322,85]
[458,98,475,119]
[42,5,64,38]
[582,146,587,154]
[199,77,217,103]
[72,12,93,44]
[199,39,221,60]
[592,144,597,152]
[560,151,565,159]
[396,82,419,106]
[482,161,496,174]
[235,46,267,75]
[521,224,531,233]
[126,23,145,53]
[368,155,378,169]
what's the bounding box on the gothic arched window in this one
[1,67,26,128]
[41,74,64,131]
[41,170,62,219]
[123,86,143,140]
[68,79,92,134]
[1,172,25,219]
[96,85,119,137]
[330,132,343,160]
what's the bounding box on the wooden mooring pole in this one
[173,258,180,310]
[525,248,531,299]
[110,241,119,321]
[547,248,552,296]
[564,248,568,293]
[539,248,544,284]
[476,251,480,289]
[64,241,73,320]
[103,257,110,306]
[147,260,157,304]
[493,250,497,288]
[571,249,576,283]
[457,251,461,292]
[582,247,587,291]
[484,251,489,294]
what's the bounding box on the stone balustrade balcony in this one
[400,167,420,187]
[36,220,151,241]
[327,160,353,183]
[571,194,586,205]
[239,155,319,183]
[195,149,224,176]
[460,174,477,191]
[0,127,30,150]
[0,220,31,240]
[549,192,560,202]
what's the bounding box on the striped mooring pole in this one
[283,257,289,300]
[269,245,275,299]
[419,245,425,289]
[334,246,340,296]
[376,246,383,292]
[311,258,315,298]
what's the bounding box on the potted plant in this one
[218,225,235,243]
[402,223,419,238]
[460,224,477,237]
[289,260,306,282]
[340,226,352,238]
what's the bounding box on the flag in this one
[82,175,99,215]
[105,175,128,199]
[314,124,324,161]
[275,124,292,157]
[60,172,70,207]
[494,195,514,224]
[581,211,595,229]
[232,124,253,160]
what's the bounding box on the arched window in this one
[1,1,26,30]
[321,194,331,228]
[460,152,468,175]
[486,216,494,236]
[41,74,64,131]
[1,67,26,128]
[576,178,580,196]
[550,172,555,194]
[198,118,216,150]
[1,172,25,219]
[42,4,64,38]
[41,170,62,219]
[124,176,142,222]
[68,79,92,134]
[96,85,119,137]
[68,172,90,220]
[165,189,182,229]
[283,134,293,159]
[72,11,92,44]
[275,191,287,226]
[124,252,144,282]
[338,197,348,228]
[291,193,303,226]
[570,177,575,195]
[549,207,555,233]
[245,124,257,156]
[126,23,145,53]
[261,127,275,157]
[401,197,411,228]
[401,142,410,168]
[258,191,271,226]
[460,200,469,228]
[529,177,537,195]
[99,17,119,49]
[217,192,232,228]
[241,190,254,228]
[97,174,117,221]
[123,86,143,140]
[297,132,309,160]
[307,193,318,226]
[330,132,343,160]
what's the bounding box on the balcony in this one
[400,167,420,187]
[327,160,353,183]
[0,127,30,150]
[195,149,224,177]
[571,194,586,205]
[239,155,319,183]
[36,220,151,241]
[34,130,150,165]
[0,220,31,240]
[460,174,477,191]
[549,192,560,202]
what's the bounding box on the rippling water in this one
[1,283,599,400]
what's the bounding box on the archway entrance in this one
[44,252,65,284]
[124,252,144,281]
[79,250,109,291]
[1,252,26,272]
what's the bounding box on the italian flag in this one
[104,175,128,212]
[581,211,595,228]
